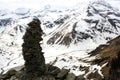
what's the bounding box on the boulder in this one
[65,73,76,80]
[76,75,85,80]
[57,69,69,79]
[0,69,17,80]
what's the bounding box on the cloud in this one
[0,0,120,12]
[0,0,89,11]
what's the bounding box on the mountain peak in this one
[43,0,120,47]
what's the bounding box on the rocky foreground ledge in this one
[0,64,85,80]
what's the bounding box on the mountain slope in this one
[88,35,120,80]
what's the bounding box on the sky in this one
[0,0,120,11]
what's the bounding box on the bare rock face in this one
[22,18,46,79]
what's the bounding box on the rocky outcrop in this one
[89,35,120,80]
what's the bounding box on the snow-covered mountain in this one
[0,0,120,79]
[44,0,120,46]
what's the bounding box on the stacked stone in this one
[22,18,46,79]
